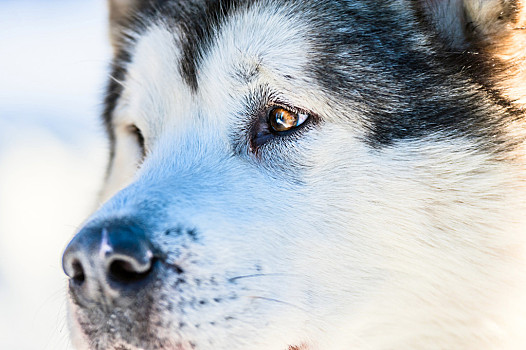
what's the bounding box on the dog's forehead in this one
[104,0,520,154]
[115,4,312,131]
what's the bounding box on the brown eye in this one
[268,107,309,132]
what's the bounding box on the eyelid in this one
[126,124,145,152]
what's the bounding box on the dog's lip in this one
[107,342,191,350]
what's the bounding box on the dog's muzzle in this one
[62,220,158,307]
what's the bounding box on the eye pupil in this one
[269,107,302,132]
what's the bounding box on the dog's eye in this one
[127,124,145,153]
[268,107,309,133]
[250,106,314,151]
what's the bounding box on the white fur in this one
[421,0,526,107]
[70,3,526,350]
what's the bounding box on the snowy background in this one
[0,1,110,348]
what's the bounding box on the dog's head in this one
[62,1,526,349]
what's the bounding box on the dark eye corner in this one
[127,124,146,154]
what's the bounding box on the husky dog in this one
[62,0,526,349]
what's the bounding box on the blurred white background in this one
[0,1,111,348]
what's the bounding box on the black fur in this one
[103,0,524,158]
[103,48,132,169]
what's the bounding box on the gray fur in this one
[64,1,526,349]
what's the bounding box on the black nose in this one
[62,220,157,305]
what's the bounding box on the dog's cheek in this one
[65,302,94,350]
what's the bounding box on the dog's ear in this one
[108,0,139,50]
[420,0,525,49]
[420,0,526,106]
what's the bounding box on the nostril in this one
[71,260,86,285]
[108,257,156,284]
[63,220,159,304]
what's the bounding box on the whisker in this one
[248,296,308,312]
[108,74,126,88]
[228,273,295,283]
